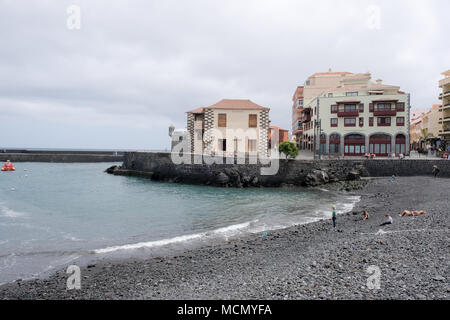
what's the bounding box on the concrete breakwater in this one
[107,152,449,187]
[0,151,124,163]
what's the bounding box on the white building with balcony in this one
[296,71,410,157]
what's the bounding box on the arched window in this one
[329,134,340,154]
[344,134,365,156]
[320,134,327,154]
[395,134,406,154]
[369,134,391,156]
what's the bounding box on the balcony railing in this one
[373,109,397,116]
[337,110,359,117]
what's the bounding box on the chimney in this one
[376,79,382,84]
[328,68,332,72]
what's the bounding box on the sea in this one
[0,162,360,284]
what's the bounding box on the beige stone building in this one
[409,105,441,149]
[186,99,270,156]
[439,70,450,148]
[292,70,410,156]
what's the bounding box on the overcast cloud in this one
[0,0,448,150]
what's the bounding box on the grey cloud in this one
[0,0,448,149]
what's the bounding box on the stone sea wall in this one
[108,152,449,187]
[0,153,123,163]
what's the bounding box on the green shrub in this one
[278,141,299,159]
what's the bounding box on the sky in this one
[0,0,448,150]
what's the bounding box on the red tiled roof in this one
[310,72,351,77]
[187,99,269,113]
[270,125,288,131]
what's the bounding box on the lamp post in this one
[313,119,322,160]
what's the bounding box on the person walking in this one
[331,205,337,229]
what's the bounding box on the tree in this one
[278,141,299,159]
[421,128,433,141]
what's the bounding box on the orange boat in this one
[1,160,16,171]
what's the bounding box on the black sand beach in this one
[0,176,448,300]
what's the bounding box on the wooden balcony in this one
[373,109,397,116]
[337,111,359,117]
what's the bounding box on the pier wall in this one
[118,152,449,187]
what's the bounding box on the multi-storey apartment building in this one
[409,105,441,150]
[186,99,270,156]
[438,70,450,148]
[293,71,410,157]
[291,86,304,145]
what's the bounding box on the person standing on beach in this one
[331,205,337,229]
[432,165,440,177]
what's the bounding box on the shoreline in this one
[0,176,448,299]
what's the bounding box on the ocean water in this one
[0,162,359,284]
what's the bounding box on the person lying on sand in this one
[380,214,393,226]
[362,210,369,220]
[400,210,426,217]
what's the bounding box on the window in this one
[377,117,391,126]
[369,103,374,112]
[328,93,333,97]
[377,103,392,110]
[331,105,338,113]
[346,92,358,97]
[359,117,364,127]
[218,113,227,127]
[396,102,405,111]
[297,100,303,107]
[369,117,374,126]
[359,103,364,112]
[344,118,356,126]
[305,80,310,86]
[396,117,405,126]
[248,139,257,152]
[249,114,257,128]
[218,139,226,151]
[331,118,338,127]
[344,104,357,112]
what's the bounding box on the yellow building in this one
[438,70,450,148]
[409,105,441,150]
[187,99,270,156]
[295,70,410,156]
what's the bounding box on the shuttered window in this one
[248,139,257,152]
[218,114,227,127]
[249,114,257,128]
